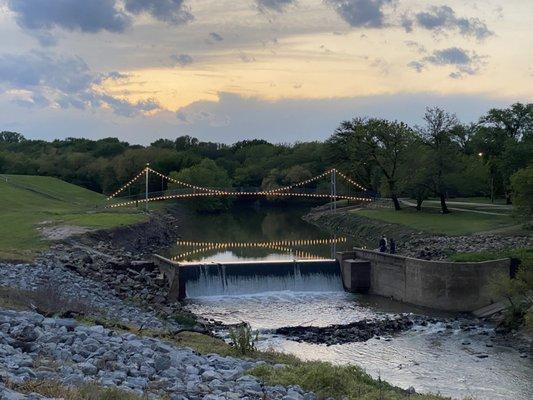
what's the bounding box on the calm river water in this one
[169,204,532,400]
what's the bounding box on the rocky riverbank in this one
[28,207,201,330]
[272,316,531,357]
[0,308,317,400]
[274,315,429,345]
[304,208,532,260]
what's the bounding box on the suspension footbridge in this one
[106,164,373,208]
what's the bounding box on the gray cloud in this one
[6,0,193,46]
[29,30,58,47]
[238,52,256,63]
[411,5,493,40]
[209,32,224,42]
[103,71,130,80]
[170,54,194,66]
[370,57,390,75]
[123,0,193,25]
[426,47,471,65]
[166,92,511,145]
[176,108,230,127]
[255,0,296,13]
[404,40,426,54]
[0,51,159,116]
[409,47,486,78]
[0,51,94,92]
[6,0,131,38]
[407,60,424,73]
[326,0,392,28]
[400,15,413,33]
[100,95,160,117]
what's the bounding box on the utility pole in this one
[330,169,337,213]
[145,163,149,212]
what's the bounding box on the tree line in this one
[0,102,531,216]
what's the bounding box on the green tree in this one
[472,103,533,203]
[401,141,432,210]
[0,131,25,143]
[510,166,533,220]
[170,159,233,212]
[480,102,533,140]
[330,118,414,210]
[261,169,283,191]
[417,107,463,214]
[284,165,312,184]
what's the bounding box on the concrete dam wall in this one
[153,255,342,300]
[338,249,511,312]
[154,249,510,311]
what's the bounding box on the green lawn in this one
[355,207,517,236]
[0,175,146,261]
[426,196,507,205]
[408,198,512,215]
[449,248,532,263]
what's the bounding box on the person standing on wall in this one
[389,238,396,254]
[379,236,387,252]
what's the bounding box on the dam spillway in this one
[153,256,342,299]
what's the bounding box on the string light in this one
[105,166,373,208]
[263,171,331,194]
[333,169,367,191]
[147,167,231,194]
[106,168,147,200]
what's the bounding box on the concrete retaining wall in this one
[338,249,511,311]
[153,255,184,301]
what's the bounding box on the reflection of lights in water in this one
[171,237,347,262]
[177,238,346,247]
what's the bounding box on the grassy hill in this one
[0,175,147,261]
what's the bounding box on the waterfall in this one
[181,260,343,298]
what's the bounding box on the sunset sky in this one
[0,0,531,144]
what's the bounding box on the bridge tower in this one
[330,169,337,212]
[145,163,149,211]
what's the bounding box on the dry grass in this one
[0,284,95,317]
[7,380,146,399]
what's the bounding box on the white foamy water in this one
[182,262,343,298]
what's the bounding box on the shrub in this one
[228,323,258,355]
[488,260,532,331]
[511,166,533,220]
[0,284,95,317]
[172,312,197,327]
